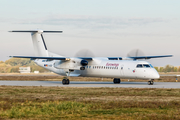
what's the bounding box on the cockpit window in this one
[136,64,143,68]
[136,64,153,68]
[143,64,150,68]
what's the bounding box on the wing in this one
[10,56,93,61]
[107,55,173,60]
[129,55,173,60]
[10,55,172,61]
[10,56,71,60]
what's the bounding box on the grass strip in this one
[0,86,179,119]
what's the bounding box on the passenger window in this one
[136,64,143,68]
[143,64,150,68]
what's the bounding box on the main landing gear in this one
[62,70,73,85]
[148,79,154,85]
[62,79,70,85]
[113,78,121,84]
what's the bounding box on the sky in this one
[0,0,179,66]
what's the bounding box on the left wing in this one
[10,56,93,61]
[10,56,71,61]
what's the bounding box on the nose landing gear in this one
[148,79,154,85]
[113,78,121,84]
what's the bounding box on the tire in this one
[118,79,121,84]
[151,81,154,85]
[62,79,66,85]
[113,78,120,84]
[117,79,120,83]
[113,79,116,84]
[148,81,151,85]
[66,79,70,84]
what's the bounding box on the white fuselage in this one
[34,58,160,80]
[10,30,170,84]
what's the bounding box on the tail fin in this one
[9,30,62,57]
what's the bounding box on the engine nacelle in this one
[54,58,88,70]
[80,60,88,66]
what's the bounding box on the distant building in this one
[19,67,31,73]
[34,71,39,74]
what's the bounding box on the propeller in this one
[74,49,95,58]
[74,49,95,66]
[127,49,145,58]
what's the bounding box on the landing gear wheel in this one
[62,79,66,85]
[148,81,151,85]
[150,81,154,85]
[62,79,70,85]
[148,80,154,85]
[66,79,70,84]
[113,78,121,84]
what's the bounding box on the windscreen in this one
[136,64,153,68]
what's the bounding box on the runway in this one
[0,81,180,88]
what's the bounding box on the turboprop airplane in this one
[9,30,172,85]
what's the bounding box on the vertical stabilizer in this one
[9,30,63,57]
[31,31,49,57]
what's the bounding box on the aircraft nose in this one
[153,69,160,79]
[154,72,160,79]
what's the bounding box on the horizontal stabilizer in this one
[129,55,173,60]
[9,30,63,33]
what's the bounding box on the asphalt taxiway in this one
[0,81,180,88]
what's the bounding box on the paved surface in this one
[0,73,179,77]
[0,81,180,88]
